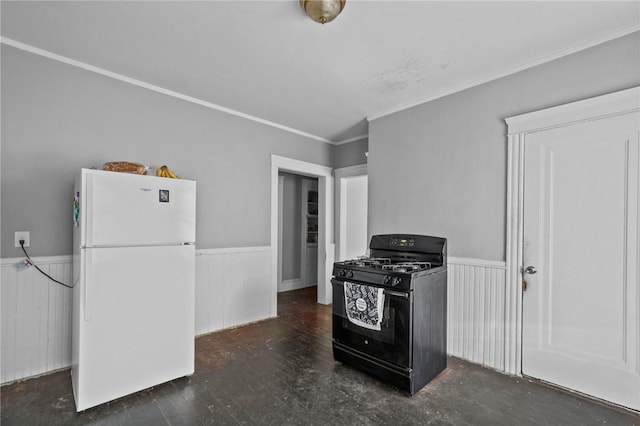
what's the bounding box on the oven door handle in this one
[383,290,409,299]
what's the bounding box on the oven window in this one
[341,301,396,344]
[332,280,411,368]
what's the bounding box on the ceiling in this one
[2,1,639,144]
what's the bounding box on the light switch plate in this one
[14,231,30,248]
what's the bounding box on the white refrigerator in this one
[72,168,196,412]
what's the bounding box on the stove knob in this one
[348,270,354,279]
[383,276,391,285]
[339,269,347,277]
[392,277,402,286]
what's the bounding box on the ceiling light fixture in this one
[300,0,346,24]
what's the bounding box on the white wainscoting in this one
[195,247,272,336]
[1,255,73,384]
[2,251,507,384]
[1,246,273,384]
[447,257,508,372]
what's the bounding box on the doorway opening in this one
[277,172,319,294]
[270,155,334,317]
[335,164,368,262]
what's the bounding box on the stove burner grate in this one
[342,257,391,268]
[382,262,432,273]
[338,258,434,273]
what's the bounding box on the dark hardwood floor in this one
[1,287,639,425]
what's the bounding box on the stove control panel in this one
[389,237,415,247]
[338,269,354,279]
[383,276,403,287]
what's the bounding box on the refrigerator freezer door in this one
[73,244,195,412]
[84,169,195,247]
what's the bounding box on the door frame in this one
[334,164,368,262]
[277,175,285,290]
[270,155,334,312]
[504,86,640,376]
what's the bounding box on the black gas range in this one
[332,234,447,395]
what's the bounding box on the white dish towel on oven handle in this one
[344,282,385,331]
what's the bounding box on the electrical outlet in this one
[14,231,30,248]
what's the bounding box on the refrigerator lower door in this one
[72,244,195,412]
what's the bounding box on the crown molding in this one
[1,37,334,145]
[334,134,368,145]
[367,26,640,123]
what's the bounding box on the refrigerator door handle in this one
[84,249,93,321]
[85,174,94,248]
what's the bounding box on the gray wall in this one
[368,32,640,261]
[1,45,333,257]
[279,172,302,281]
[344,175,368,259]
[334,138,368,169]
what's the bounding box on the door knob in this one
[523,266,537,275]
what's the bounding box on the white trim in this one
[334,134,368,145]
[448,256,506,270]
[278,176,285,290]
[368,27,640,123]
[1,37,333,145]
[506,87,640,134]
[504,86,640,376]
[271,155,334,308]
[1,254,73,266]
[3,248,270,264]
[334,164,368,262]
[4,26,637,146]
[196,246,269,256]
[505,133,525,376]
[334,164,368,178]
[273,155,334,178]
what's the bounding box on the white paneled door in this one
[522,110,640,410]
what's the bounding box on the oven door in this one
[332,278,412,368]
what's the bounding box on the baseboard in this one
[278,278,315,293]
